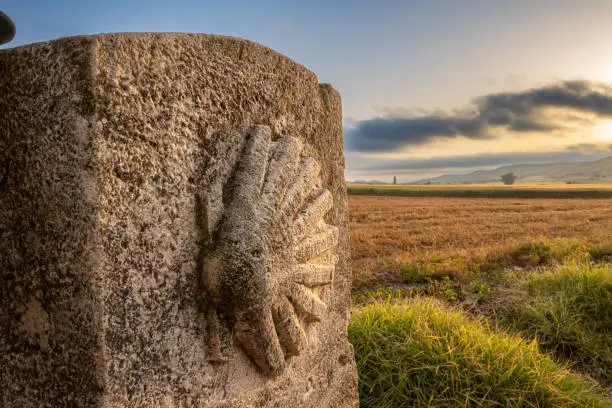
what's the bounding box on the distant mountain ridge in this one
[347,179,389,185]
[411,156,612,184]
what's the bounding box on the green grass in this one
[387,239,593,287]
[352,255,612,396]
[510,242,552,267]
[589,243,612,262]
[499,262,612,385]
[352,286,416,305]
[349,298,610,408]
[347,186,612,199]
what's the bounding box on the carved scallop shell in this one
[199,125,337,377]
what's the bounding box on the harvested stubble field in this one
[349,195,612,287]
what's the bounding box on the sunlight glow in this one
[594,120,612,141]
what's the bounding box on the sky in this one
[4,1,612,181]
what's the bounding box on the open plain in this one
[348,190,612,407]
[350,195,612,286]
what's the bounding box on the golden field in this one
[349,195,612,286]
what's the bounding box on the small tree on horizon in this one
[393,176,397,185]
[501,172,518,185]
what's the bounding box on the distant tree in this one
[501,172,517,185]
[393,176,397,185]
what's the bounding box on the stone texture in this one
[0,34,358,407]
[200,124,340,378]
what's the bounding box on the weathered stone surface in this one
[0,34,358,407]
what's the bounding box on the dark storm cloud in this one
[478,80,612,117]
[345,116,486,151]
[346,80,612,152]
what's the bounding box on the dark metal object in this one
[0,11,15,45]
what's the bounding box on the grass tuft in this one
[500,262,612,385]
[511,242,552,267]
[349,298,610,408]
[589,243,612,262]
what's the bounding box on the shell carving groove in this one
[200,125,338,377]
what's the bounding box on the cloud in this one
[345,116,487,151]
[349,144,612,172]
[346,80,612,152]
[565,143,609,153]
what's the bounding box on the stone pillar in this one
[0,34,358,407]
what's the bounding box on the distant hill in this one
[347,180,389,185]
[412,156,612,184]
